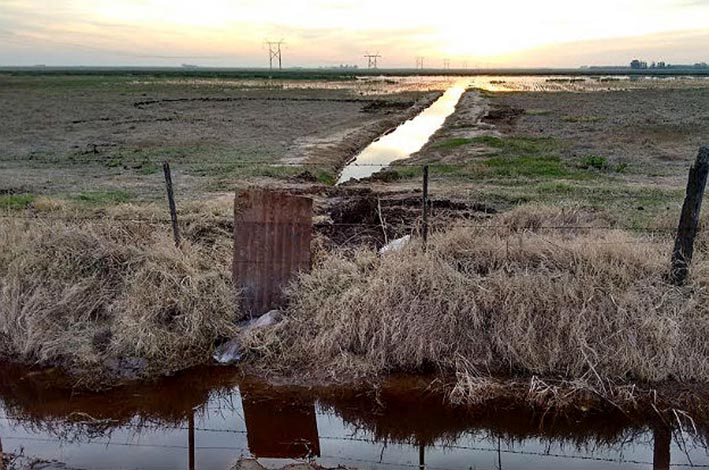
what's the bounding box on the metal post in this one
[422,165,430,249]
[188,411,195,470]
[671,147,709,285]
[162,161,181,248]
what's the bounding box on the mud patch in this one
[482,103,525,127]
[315,189,495,248]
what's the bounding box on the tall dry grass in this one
[0,219,239,388]
[246,206,709,409]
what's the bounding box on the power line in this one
[364,53,382,69]
[265,41,285,70]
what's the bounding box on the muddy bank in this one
[405,89,492,165]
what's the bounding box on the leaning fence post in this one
[422,165,430,250]
[162,161,181,248]
[671,147,709,285]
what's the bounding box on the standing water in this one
[337,82,468,184]
[0,364,707,470]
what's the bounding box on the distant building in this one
[630,59,648,70]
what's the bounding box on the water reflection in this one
[0,363,707,469]
[337,82,468,184]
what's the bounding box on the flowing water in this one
[0,363,707,470]
[337,82,468,184]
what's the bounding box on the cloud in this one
[0,0,708,66]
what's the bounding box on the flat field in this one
[0,74,441,206]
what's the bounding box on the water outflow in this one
[337,82,468,184]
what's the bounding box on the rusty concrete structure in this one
[233,189,313,317]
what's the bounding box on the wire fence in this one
[0,422,706,469]
[0,159,685,246]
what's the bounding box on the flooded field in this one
[0,364,707,470]
[128,74,709,95]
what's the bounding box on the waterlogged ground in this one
[0,364,707,470]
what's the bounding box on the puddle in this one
[337,83,468,184]
[0,363,707,469]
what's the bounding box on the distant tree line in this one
[630,59,708,70]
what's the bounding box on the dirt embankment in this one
[406,89,492,164]
[282,92,442,172]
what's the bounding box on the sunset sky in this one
[1,0,708,68]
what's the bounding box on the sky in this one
[1,0,709,68]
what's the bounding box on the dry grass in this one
[246,205,709,411]
[0,218,239,388]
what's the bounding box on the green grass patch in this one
[484,155,575,178]
[433,138,473,150]
[315,170,336,185]
[471,135,563,155]
[0,194,35,209]
[580,155,609,170]
[579,156,629,173]
[70,191,134,205]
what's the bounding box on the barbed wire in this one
[0,158,396,167]
[1,413,706,467]
[0,428,705,469]
[0,212,679,236]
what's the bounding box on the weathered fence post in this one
[422,165,430,249]
[162,161,181,248]
[233,189,312,317]
[653,426,671,470]
[671,147,709,285]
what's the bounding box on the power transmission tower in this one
[443,59,450,70]
[265,41,284,70]
[416,56,424,69]
[364,53,381,69]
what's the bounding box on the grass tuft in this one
[433,138,473,150]
[71,191,135,206]
[0,194,35,210]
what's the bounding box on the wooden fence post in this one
[162,161,181,248]
[671,147,709,285]
[422,165,430,249]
